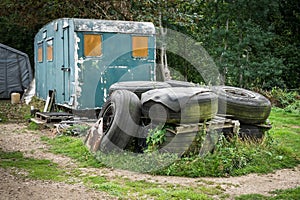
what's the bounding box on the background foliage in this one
[0,0,299,90]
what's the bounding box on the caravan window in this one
[38,42,43,62]
[84,34,102,57]
[132,36,148,58]
[47,39,53,61]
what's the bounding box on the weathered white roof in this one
[73,18,155,34]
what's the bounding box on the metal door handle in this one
[61,67,70,72]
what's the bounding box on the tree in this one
[0,0,298,89]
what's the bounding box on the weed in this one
[0,100,31,122]
[145,124,167,152]
[258,87,300,113]
[27,121,42,130]
[57,124,90,137]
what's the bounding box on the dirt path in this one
[0,123,299,199]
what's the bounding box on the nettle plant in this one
[145,125,167,152]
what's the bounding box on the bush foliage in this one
[0,0,299,90]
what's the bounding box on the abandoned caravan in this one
[34,18,156,117]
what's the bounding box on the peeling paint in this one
[103,88,107,103]
[108,66,128,69]
[74,33,81,109]
[63,19,69,28]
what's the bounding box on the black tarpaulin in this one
[0,43,33,98]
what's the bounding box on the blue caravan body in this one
[34,18,156,114]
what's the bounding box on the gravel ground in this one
[0,123,299,199]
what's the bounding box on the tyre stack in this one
[99,80,219,153]
[94,81,271,154]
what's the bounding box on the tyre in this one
[213,86,271,124]
[141,87,218,124]
[165,80,198,87]
[109,81,171,98]
[98,90,141,152]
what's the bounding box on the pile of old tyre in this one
[98,81,271,153]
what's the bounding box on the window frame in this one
[37,42,43,63]
[46,38,54,62]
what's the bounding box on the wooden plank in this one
[30,118,45,124]
[35,112,73,123]
[175,124,201,134]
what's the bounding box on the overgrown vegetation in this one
[95,150,178,173]
[157,131,299,177]
[0,100,31,122]
[258,87,300,114]
[268,108,300,158]
[41,107,299,178]
[0,96,44,123]
[145,125,167,152]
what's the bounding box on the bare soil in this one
[0,123,299,200]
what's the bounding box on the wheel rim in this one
[102,102,115,135]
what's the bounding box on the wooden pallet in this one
[159,116,239,156]
[32,112,73,123]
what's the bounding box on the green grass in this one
[0,150,69,181]
[235,187,300,200]
[83,175,218,199]
[95,150,179,173]
[40,135,103,168]
[268,107,300,157]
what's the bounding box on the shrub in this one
[256,87,300,113]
